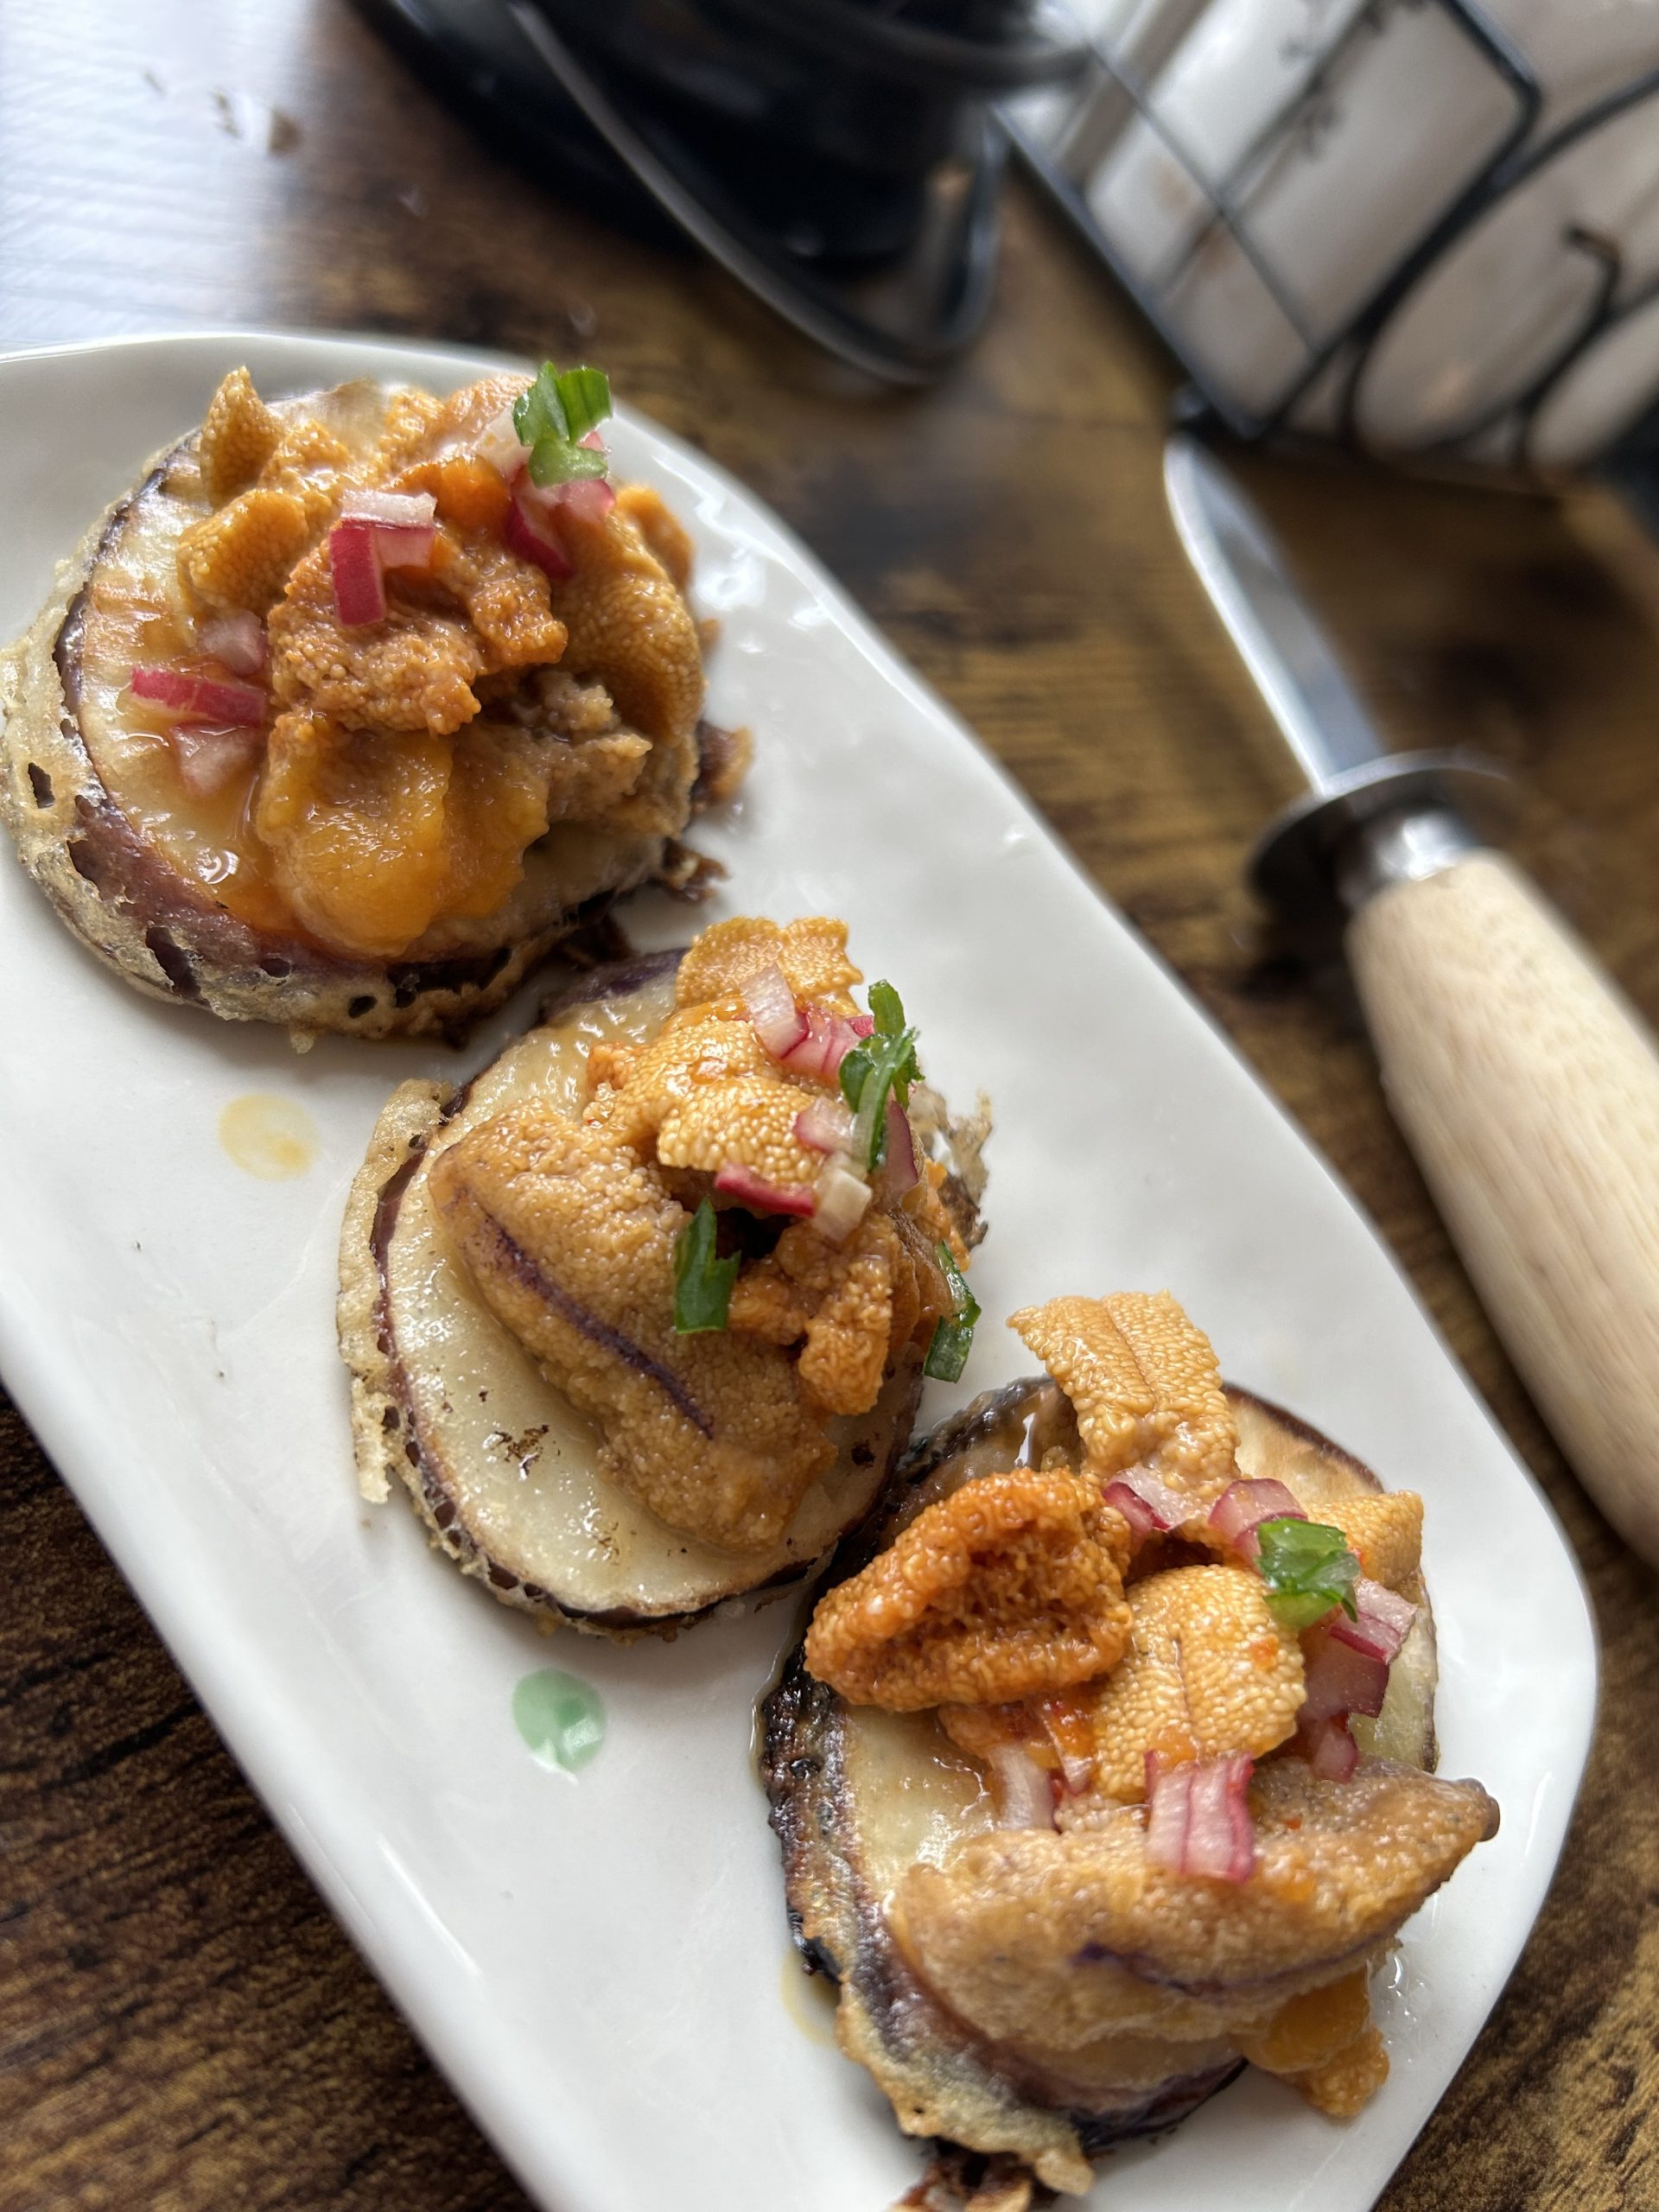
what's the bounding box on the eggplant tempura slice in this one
[0,359,731,1039]
[339,915,989,1637]
[762,1294,1495,2201]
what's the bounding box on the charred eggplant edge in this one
[337,950,931,1641]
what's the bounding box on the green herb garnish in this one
[672,1198,738,1333]
[513,362,613,488]
[923,1240,980,1382]
[1254,1517,1361,1630]
[841,980,922,1169]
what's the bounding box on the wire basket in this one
[1007,0,1659,474]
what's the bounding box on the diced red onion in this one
[780,1007,867,1083]
[578,429,607,452]
[504,489,574,580]
[558,477,616,526]
[372,520,438,570]
[850,1014,874,1038]
[1145,1750,1255,1882]
[1207,1477,1305,1561]
[341,487,436,527]
[328,517,387,626]
[474,404,528,480]
[1039,1708,1096,1795]
[196,609,266,677]
[743,963,807,1058]
[169,725,264,798]
[793,1097,855,1154]
[1102,1467,1188,1537]
[713,1162,817,1217]
[1329,1578,1417,1665]
[988,1745,1057,1831]
[881,1099,919,1196]
[1296,1713,1360,1782]
[1300,1624,1389,1722]
[812,1158,873,1243]
[1144,1751,1192,1868]
[129,665,267,727]
[1103,1482,1160,1541]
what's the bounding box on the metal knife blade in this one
[1165,429,1659,1567]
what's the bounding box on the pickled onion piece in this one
[744,963,807,1058]
[1296,1713,1360,1781]
[989,1745,1057,1831]
[327,517,386,625]
[504,488,574,580]
[1330,1578,1417,1664]
[881,1098,919,1195]
[129,665,267,726]
[1102,1467,1188,1537]
[713,1162,817,1217]
[1300,1624,1389,1721]
[474,404,528,479]
[170,724,264,798]
[1209,1476,1305,1561]
[559,477,617,526]
[793,1097,855,1154]
[780,1007,868,1083]
[197,609,266,677]
[813,1159,873,1243]
[1145,1751,1255,1882]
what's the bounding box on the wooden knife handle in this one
[1346,844,1659,1563]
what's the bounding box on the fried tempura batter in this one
[891,1758,1497,2060]
[805,1469,1134,1710]
[1009,1294,1236,1513]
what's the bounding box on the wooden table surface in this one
[3,3,1657,2207]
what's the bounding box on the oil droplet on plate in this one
[779,1950,840,2048]
[513,1669,605,1775]
[219,1093,318,1179]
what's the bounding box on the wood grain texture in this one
[1351,852,1659,1567]
[2,2,1658,2208]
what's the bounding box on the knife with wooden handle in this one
[1166,432,1659,1565]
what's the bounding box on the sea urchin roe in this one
[197,365,281,503]
[428,1103,834,1554]
[1073,1564,1306,1804]
[672,914,861,1010]
[1008,1292,1236,1513]
[804,1468,1135,1711]
[1325,1491,1424,1593]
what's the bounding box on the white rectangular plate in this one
[0,331,1594,2212]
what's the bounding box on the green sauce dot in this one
[512,1669,606,1775]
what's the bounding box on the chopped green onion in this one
[514,363,613,483]
[527,437,611,487]
[1254,1517,1361,1630]
[838,1045,874,1110]
[924,1240,980,1382]
[848,1024,920,1169]
[866,978,919,1101]
[553,365,613,442]
[868,979,904,1034]
[672,1198,738,1333]
[513,365,567,447]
